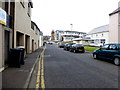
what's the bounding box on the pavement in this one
[2,47,43,89]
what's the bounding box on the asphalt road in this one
[44,44,119,88]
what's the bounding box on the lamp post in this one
[70,24,73,41]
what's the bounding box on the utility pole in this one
[70,24,73,41]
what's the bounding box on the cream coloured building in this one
[0,0,43,74]
[109,1,120,44]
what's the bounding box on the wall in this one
[0,25,4,72]
[14,2,31,48]
[109,13,119,43]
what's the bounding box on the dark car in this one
[69,44,85,53]
[93,44,120,65]
[58,43,65,48]
[48,42,53,45]
[64,43,75,51]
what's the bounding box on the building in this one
[0,0,43,74]
[0,1,14,89]
[86,25,109,46]
[109,1,120,44]
[61,30,86,42]
[31,21,41,52]
[14,1,33,53]
[73,25,109,46]
[55,30,64,41]
[0,1,14,73]
[39,31,43,47]
[51,30,55,40]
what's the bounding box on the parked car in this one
[58,43,65,48]
[69,44,85,53]
[93,44,120,66]
[64,43,75,51]
[48,42,53,45]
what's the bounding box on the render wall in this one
[14,2,31,48]
[109,13,119,43]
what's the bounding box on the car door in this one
[106,44,118,60]
[98,44,110,59]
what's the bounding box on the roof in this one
[31,21,40,31]
[55,30,64,32]
[87,25,109,35]
[65,30,86,34]
[109,7,120,16]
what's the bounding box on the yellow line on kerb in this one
[41,46,46,89]
[36,46,46,90]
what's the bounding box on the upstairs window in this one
[28,3,31,17]
[20,0,25,8]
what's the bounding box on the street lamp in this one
[70,24,73,41]
[70,24,73,31]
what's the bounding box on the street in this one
[44,44,118,88]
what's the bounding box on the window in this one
[20,0,25,8]
[102,34,103,37]
[31,23,34,30]
[28,3,31,17]
[91,40,94,43]
[101,45,109,50]
[100,39,105,43]
[96,34,98,37]
[109,45,117,50]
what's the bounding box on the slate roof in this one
[87,25,109,35]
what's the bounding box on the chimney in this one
[118,1,120,7]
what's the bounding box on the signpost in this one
[0,8,6,25]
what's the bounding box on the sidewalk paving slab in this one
[2,48,43,89]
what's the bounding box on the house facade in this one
[0,1,14,73]
[73,25,109,46]
[55,30,64,41]
[86,25,109,46]
[109,1,120,44]
[61,31,86,42]
[0,0,43,75]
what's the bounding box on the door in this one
[99,44,110,59]
[106,44,118,60]
[4,30,10,65]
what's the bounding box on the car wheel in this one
[114,57,120,66]
[93,54,97,59]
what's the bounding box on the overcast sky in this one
[31,0,120,36]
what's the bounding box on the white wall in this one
[86,31,109,46]
[109,13,119,43]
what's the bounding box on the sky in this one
[31,0,120,36]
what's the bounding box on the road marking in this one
[36,46,46,90]
[41,46,46,89]
[36,55,41,90]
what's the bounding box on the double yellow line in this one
[36,46,46,90]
